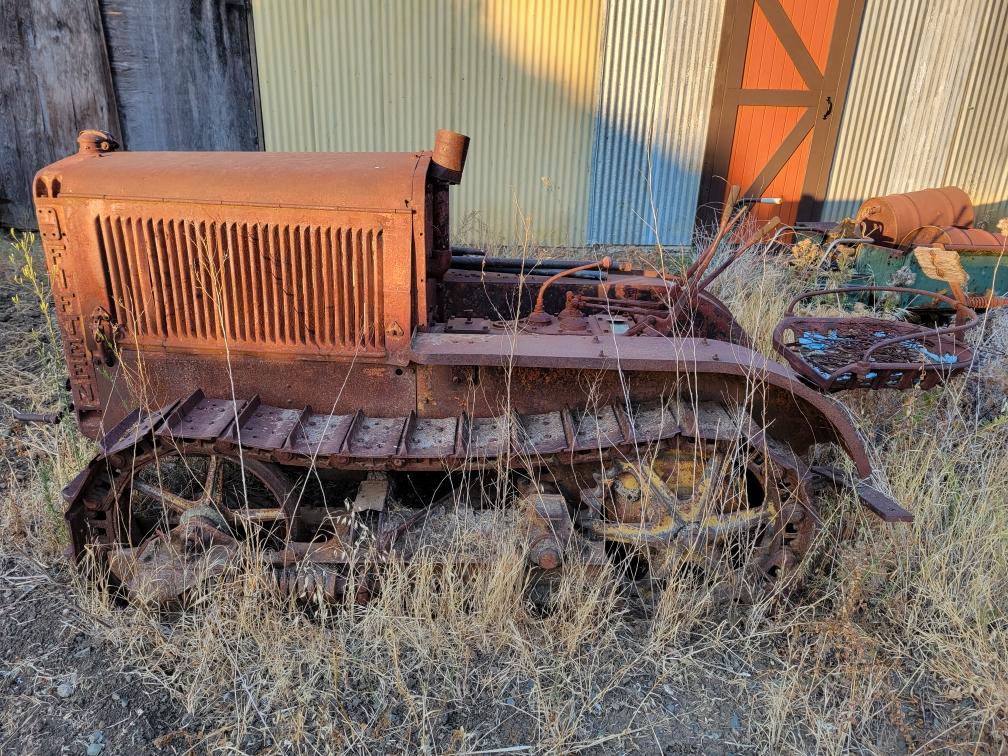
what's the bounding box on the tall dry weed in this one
[1,230,1006,751]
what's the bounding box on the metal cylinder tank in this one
[856,186,974,246]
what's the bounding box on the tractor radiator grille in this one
[96,216,385,354]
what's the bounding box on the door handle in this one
[823,96,833,120]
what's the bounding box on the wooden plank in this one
[755,0,825,89]
[742,107,817,198]
[0,0,120,228]
[697,0,755,225]
[100,0,261,151]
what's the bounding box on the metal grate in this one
[96,216,385,354]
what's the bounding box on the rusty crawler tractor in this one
[33,129,913,605]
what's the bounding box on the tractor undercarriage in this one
[66,390,822,606]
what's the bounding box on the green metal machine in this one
[798,186,1008,311]
[851,242,1007,309]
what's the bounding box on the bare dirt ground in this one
[0,234,1005,754]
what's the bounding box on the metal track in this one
[93,388,708,470]
[61,388,907,605]
[64,389,788,561]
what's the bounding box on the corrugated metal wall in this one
[252,0,604,245]
[823,0,1008,227]
[587,0,724,246]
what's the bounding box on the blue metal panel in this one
[587,0,725,246]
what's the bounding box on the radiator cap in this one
[77,130,120,155]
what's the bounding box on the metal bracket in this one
[352,478,389,513]
[36,206,63,241]
[91,307,120,366]
[810,465,913,522]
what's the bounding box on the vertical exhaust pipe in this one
[430,129,469,184]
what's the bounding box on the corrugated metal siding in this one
[251,0,604,245]
[823,0,1008,227]
[587,0,725,246]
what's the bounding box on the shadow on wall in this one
[463,0,721,249]
[587,124,712,249]
[970,202,1008,231]
[253,0,705,250]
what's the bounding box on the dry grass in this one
[1,230,1006,753]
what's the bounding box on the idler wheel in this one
[104,445,292,602]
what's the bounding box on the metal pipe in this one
[490,256,596,269]
[12,410,63,425]
[449,257,606,280]
[430,129,470,184]
[451,252,595,269]
[528,257,612,323]
[451,256,575,270]
[451,245,485,257]
[736,196,782,207]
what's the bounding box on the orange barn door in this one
[699,0,864,226]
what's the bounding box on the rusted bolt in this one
[535,546,561,570]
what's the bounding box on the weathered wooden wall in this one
[0,0,121,229]
[100,0,261,151]
[1,0,261,230]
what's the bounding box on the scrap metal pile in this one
[789,186,1008,312]
[30,128,962,607]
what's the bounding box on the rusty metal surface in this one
[76,374,877,512]
[526,493,573,571]
[36,128,908,609]
[438,269,751,345]
[809,465,912,523]
[430,129,469,185]
[410,331,772,372]
[97,216,389,354]
[852,187,1006,304]
[106,389,688,470]
[579,438,818,593]
[773,287,977,392]
[928,227,1008,253]
[36,128,754,441]
[38,144,429,212]
[68,367,896,607]
[64,379,900,564]
[411,330,873,477]
[101,446,292,602]
[32,131,451,434]
[108,515,240,603]
[856,186,974,247]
